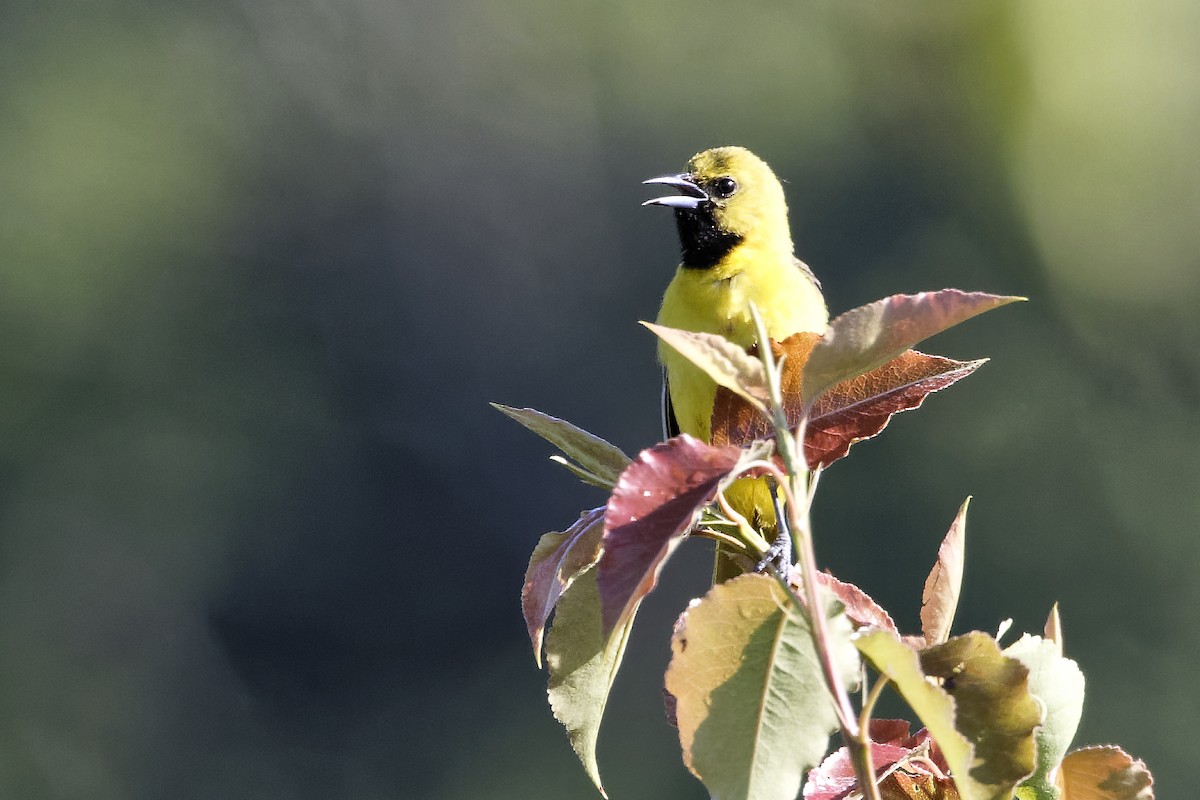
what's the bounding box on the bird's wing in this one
[661,368,680,440]
[793,256,822,289]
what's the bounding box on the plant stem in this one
[747,305,882,800]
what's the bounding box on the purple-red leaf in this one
[921,498,969,647]
[711,333,986,469]
[801,289,1023,405]
[596,435,741,633]
[522,506,607,667]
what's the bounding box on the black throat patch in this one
[674,205,743,270]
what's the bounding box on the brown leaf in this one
[800,289,1023,405]
[711,333,986,470]
[921,499,970,647]
[1056,746,1154,800]
[522,507,606,667]
[595,435,741,633]
[711,332,818,448]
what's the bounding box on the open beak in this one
[642,173,707,209]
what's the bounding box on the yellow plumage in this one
[645,146,828,573]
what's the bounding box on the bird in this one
[644,146,828,576]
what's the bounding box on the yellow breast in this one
[656,242,828,440]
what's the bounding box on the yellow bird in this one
[644,146,828,572]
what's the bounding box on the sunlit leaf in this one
[665,574,859,800]
[805,352,985,468]
[921,498,970,646]
[596,435,741,633]
[491,404,630,488]
[1054,746,1154,800]
[1006,635,1086,799]
[790,569,898,634]
[1044,603,1063,657]
[857,630,1042,800]
[642,322,770,409]
[523,506,606,667]
[856,631,975,796]
[802,741,913,800]
[804,722,961,800]
[545,565,638,798]
[800,290,1024,405]
[550,455,617,489]
[711,334,986,469]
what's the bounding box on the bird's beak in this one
[642,173,707,209]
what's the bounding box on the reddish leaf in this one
[596,435,741,633]
[789,569,899,634]
[711,333,986,469]
[921,498,969,647]
[870,719,923,747]
[804,722,958,800]
[801,289,1023,405]
[802,742,912,800]
[711,333,819,448]
[805,351,986,469]
[522,506,606,666]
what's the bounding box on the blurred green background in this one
[1,2,1196,797]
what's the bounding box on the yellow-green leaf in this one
[857,630,1042,800]
[545,565,638,798]
[665,574,859,800]
[642,322,769,410]
[492,404,630,488]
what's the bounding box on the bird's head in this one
[643,146,791,270]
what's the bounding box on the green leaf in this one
[1006,634,1086,800]
[545,565,638,798]
[801,290,1024,405]
[642,322,770,410]
[491,404,631,488]
[921,498,970,646]
[549,455,617,489]
[857,630,1042,800]
[665,574,859,800]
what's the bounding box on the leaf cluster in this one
[495,290,1153,800]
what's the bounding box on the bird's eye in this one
[712,177,738,199]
